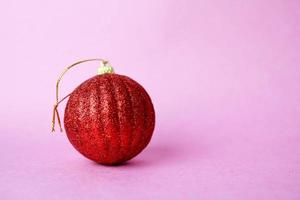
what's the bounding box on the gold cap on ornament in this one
[98,60,114,75]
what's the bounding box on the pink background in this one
[1,0,300,199]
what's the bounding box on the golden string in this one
[51,58,108,132]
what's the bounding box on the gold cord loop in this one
[51,58,108,132]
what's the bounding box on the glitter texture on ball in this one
[64,73,155,165]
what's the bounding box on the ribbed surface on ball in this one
[64,73,155,165]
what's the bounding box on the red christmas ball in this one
[64,73,155,165]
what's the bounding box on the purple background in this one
[1,0,300,199]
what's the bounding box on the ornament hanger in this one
[51,58,113,132]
